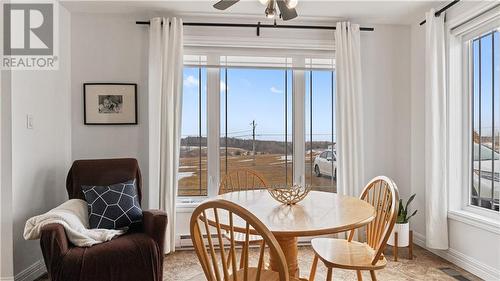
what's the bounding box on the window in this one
[220,67,293,188]
[178,54,335,199]
[178,67,207,196]
[470,28,499,211]
[305,70,336,192]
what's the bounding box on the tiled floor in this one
[163,245,481,281]
[37,244,481,281]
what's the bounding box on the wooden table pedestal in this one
[269,237,299,278]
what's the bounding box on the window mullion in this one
[479,38,482,204]
[285,69,288,186]
[491,32,495,210]
[206,55,220,198]
[332,70,335,187]
[198,67,202,195]
[470,40,475,208]
[292,57,306,187]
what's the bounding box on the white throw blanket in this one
[24,199,125,247]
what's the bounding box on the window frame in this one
[178,66,208,198]
[178,47,336,203]
[460,19,500,220]
[304,69,337,192]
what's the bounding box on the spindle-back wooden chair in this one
[190,199,295,281]
[219,169,268,249]
[219,169,268,195]
[308,176,399,281]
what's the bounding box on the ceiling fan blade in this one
[213,0,239,10]
[276,0,298,21]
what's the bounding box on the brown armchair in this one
[40,158,168,281]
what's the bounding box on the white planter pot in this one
[387,222,409,247]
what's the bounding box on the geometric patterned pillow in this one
[81,179,142,230]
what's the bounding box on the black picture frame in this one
[83,83,138,125]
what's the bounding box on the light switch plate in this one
[26,114,33,129]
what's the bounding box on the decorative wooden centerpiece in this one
[267,184,311,205]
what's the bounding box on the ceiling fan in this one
[213,0,298,21]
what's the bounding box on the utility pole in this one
[251,120,257,165]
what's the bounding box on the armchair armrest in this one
[143,209,168,253]
[40,223,70,274]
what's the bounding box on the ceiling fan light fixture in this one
[265,0,276,18]
[285,0,298,9]
[265,7,276,18]
[213,0,297,21]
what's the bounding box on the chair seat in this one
[311,238,387,270]
[223,230,263,244]
[229,268,300,281]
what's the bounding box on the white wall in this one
[409,2,500,280]
[1,69,14,280]
[70,13,150,206]
[410,21,427,238]
[361,24,411,200]
[0,2,14,278]
[8,5,72,279]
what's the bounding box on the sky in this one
[182,66,336,142]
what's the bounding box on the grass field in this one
[178,150,336,196]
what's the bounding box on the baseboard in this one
[412,231,500,281]
[0,277,15,281]
[14,260,46,281]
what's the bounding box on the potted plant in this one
[387,194,418,247]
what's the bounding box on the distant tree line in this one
[181,136,333,156]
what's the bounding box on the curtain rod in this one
[420,0,460,26]
[136,21,374,36]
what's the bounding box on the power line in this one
[225,134,252,138]
[226,129,253,135]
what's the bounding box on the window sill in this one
[448,209,500,235]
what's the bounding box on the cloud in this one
[183,75,199,88]
[270,86,283,94]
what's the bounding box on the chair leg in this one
[356,270,363,281]
[309,255,319,281]
[369,271,377,281]
[226,249,232,269]
[394,232,398,262]
[326,268,333,281]
[239,246,246,269]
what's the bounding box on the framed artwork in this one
[83,83,137,125]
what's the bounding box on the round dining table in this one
[210,189,376,279]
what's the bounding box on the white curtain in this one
[335,22,365,197]
[424,9,449,250]
[148,17,183,254]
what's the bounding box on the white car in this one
[472,143,500,210]
[313,150,337,179]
